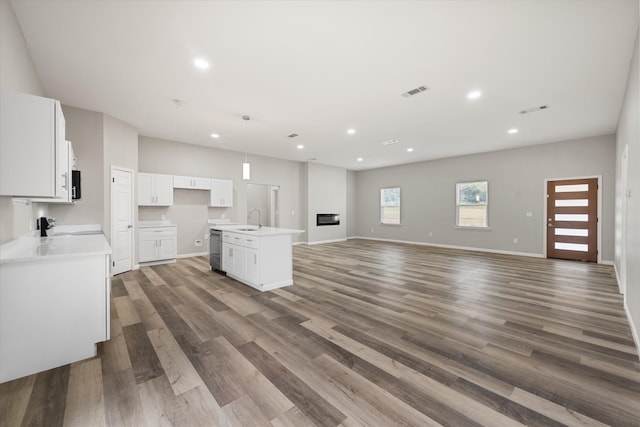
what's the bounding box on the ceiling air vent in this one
[401,85,429,98]
[287,133,299,138]
[382,139,399,146]
[519,105,549,114]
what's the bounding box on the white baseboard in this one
[306,238,348,246]
[139,259,177,267]
[600,260,615,265]
[133,264,140,270]
[347,236,545,258]
[292,241,306,246]
[624,299,640,362]
[177,252,208,259]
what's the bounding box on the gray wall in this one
[0,0,47,243]
[306,163,347,243]
[103,114,139,241]
[615,26,639,349]
[347,170,357,238]
[138,136,304,257]
[354,135,616,261]
[49,106,105,228]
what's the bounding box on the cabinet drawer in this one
[242,236,259,249]
[141,229,176,238]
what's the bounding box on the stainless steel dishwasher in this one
[209,229,223,272]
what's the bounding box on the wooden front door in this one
[546,178,598,262]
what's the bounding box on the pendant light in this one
[242,115,251,180]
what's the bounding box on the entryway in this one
[546,177,598,262]
[111,166,134,275]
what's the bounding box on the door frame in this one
[110,165,135,275]
[543,175,602,263]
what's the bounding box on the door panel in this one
[112,168,133,274]
[547,178,597,262]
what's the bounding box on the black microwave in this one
[72,170,81,200]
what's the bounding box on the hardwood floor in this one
[2,239,639,426]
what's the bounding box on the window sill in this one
[455,226,491,231]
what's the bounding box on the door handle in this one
[127,225,133,229]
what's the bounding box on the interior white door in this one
[111,167,134,275]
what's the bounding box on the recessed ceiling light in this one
[296,144,304,149]
[347,129,356,135]
[356,157,363,162]
[406,148,414,152]
[467,90,482,100]
[194,58,210,69]
[507,128,519,134]
[210,133,220,139]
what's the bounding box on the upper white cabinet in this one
[138,173,173,206]
[29,140,74,204]
[210,179,233,207]
[0,92,68,198]
[173,175,211,190]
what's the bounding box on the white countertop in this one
[0,233,111,264]
[138,220,176,228]
[212,225,304,236]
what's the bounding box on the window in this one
[380,187,400,224]
[456,181,488,228]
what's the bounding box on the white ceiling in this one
[10,0,639,171]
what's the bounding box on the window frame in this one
[455,180,489,229]
[380,186,401,225]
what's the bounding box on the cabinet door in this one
[233,245,246,279]
[139,236,158,262]
[173,175,194,189]
[155,174,174,206]
[54,101,68,199]
[158,236,177,260]
[138,173,155,205]
[0,92,57,197]
[193,177,211,190]
[210,179,233,207]
[245,248,259,286]
[222,243,234,275]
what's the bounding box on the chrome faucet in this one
[248,208,262,228]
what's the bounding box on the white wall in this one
[138,136,304,257]
[0,0,47,243]
[306,163,347,243]
[615,25,639,351]
[354,135,616,261]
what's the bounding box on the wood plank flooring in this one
[2,239,639,426]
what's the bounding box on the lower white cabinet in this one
[0,253,110,383]
[221,230,292,291]
[139,226,177,264]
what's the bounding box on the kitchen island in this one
[212,225,304,292]
[0,229,111,383]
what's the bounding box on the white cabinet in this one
[0,252,110,383]
[29,140,74,204]
[222,231,289,291]
[0,92,68,198]
[138,173,173,206]
[173,175,211,190]
[139,226,177,264]
[210,179,233,207]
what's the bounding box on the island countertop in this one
[211,225,304,236]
